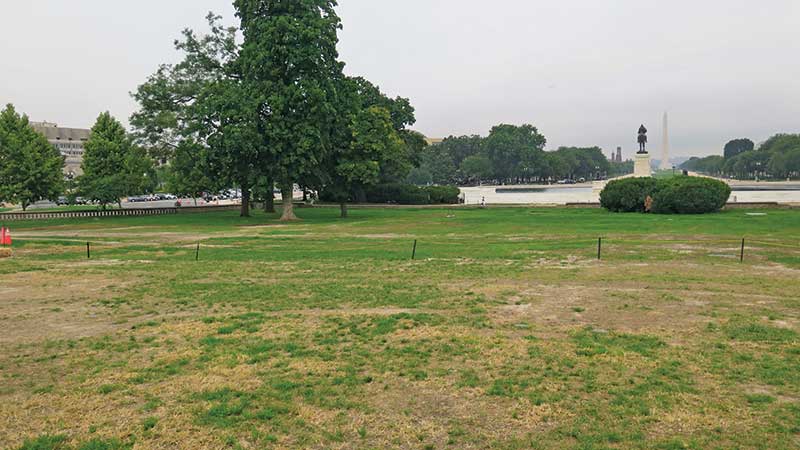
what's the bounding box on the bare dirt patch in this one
[0,270,138,344]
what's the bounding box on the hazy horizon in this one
[2,0,798,158]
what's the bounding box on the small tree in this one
[79,112,153,208]
[0,104,64,210]
[166,141,219,205]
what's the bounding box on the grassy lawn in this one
[2,206,799,449]
[652,170,683,179]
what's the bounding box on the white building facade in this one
[31,121,90,179]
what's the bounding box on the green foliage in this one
[325,102,404,212]
[724,322,798,343]
[724,138,755,159]
[79,112,154,207]
[601,176,730,214]
[76,439,131,450]
[235,0,344,220]
[364,183,430,205]
[165,142,218,199]
[419,144,457,185]
[424,185,460,204]
[599,177,660,213]
[415,132,622,185]
[16,434,68,450]
[0,104,65,210]
[551,146,611,180]
[651,177,731,214]
[681,155,724,175]
[459,154,493,183]
[572,328,666,357]
[132,14,262,217]
[405,166,433,185]
[485,123,547,181]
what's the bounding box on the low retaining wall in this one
[0,205,241,222]
[562,202,795,210]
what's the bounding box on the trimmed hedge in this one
[425,185,460,204]
[651,177,731,214]
[361,183,458,205]
[365,183,430,204]
[600,176,730,214]
[599,177,660,213]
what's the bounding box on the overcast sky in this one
[2,0,798,158]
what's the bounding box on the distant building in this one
[31,121,90,178]
[610,146,623,163]
[425,137,444,146]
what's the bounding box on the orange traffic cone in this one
[1,228,10,246]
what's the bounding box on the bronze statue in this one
[637,125,648,154]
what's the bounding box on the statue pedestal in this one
[634,153,652,177]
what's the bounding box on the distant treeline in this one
[681,135,800,180]
[408,124,633,186]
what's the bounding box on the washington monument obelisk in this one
[660,112,671,170]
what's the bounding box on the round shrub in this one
[651,177,731,214]
[599,177,660,212]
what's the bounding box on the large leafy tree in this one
[79,112,154,208]
[345,77,423,185]
[551,147,610,180]
[315,76,410,217]
[132,14,264,217]
[419,144,457,185]
[723,138,755,159]
[460,154,493,183]
[439,135,484,170]
[484,124,547,183]
[235,0,345,221]
[0,104,64,210]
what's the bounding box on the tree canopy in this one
[408,128,626,186]
[0,104,64,210]
[683,134,800,180]
[723,138,755,159]
[79,112,154,207]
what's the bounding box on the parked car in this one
[56,196,69,206]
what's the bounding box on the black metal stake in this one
[597,237,602,260]
[87,242,91,259]
[412,240,417,260]
[740,238,745,263]
[196,243,200,261]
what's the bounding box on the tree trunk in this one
[340,202,348,218]
[280,183,298,221]
[240,187,251,217]
[303,189,308,202]
[264,178,276,213]
[264,192,275,213]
